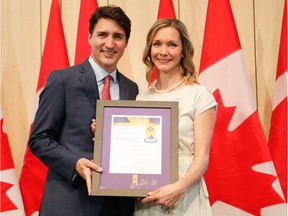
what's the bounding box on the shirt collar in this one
[88,56,117,83]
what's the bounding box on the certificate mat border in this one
[92,100,179,197]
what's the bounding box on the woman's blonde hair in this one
[143,18,196,84]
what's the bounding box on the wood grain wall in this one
[1,0,285,177]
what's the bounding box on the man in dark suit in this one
[29,6,139,216]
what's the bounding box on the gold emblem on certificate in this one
[132,174,138,187]
[144,122,157,143]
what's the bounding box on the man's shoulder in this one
[52,59,91,76]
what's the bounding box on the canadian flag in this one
[1,106,25,216]
[268,0,287,203]
[74,0,98,65]
[198,0,287,215]
[157,0,176,19]
[149,0,176,83]
[19,0,69,215]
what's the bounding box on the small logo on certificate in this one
[144,125,157,143]
[132,174,138,187]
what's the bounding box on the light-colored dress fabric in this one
[134,84,217,216]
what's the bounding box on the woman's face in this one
[150,26,183,75]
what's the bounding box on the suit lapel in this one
[79,60,99,109]
[118,71,130,100]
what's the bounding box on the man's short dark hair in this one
[89,5,131,40]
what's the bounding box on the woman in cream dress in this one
[134,18,217,215]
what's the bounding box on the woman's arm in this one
[141,107,217,208]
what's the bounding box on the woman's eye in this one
[152,42,161,46]
[168,43,177,47]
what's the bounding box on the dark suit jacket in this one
[29,59,139,216]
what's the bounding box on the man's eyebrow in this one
[96,31,107,34]
[114,32,125,36]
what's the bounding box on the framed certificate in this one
[91,100,179,197]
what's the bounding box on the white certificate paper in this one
[109,115,162,174]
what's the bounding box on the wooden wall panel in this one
[62,0,80,65]
[230,0,256,96]
[180,0,208,74]
[1,0,41,176]
[1,0,285,176]
[41,0,52,52]
[254,0,284,138]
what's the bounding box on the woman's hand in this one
[141,181,187,209]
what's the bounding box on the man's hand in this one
[91,119,96,133]
[75,158,102,195]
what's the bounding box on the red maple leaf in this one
[0,181,17,212]
[205,89,285,215]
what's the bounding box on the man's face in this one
[89,18,128,72]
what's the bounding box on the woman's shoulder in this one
[136,88,151,100]
[181,83,212,94]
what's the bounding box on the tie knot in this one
[104,75,112,84]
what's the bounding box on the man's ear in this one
[125,39,129,48]
[88,33,92,45]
